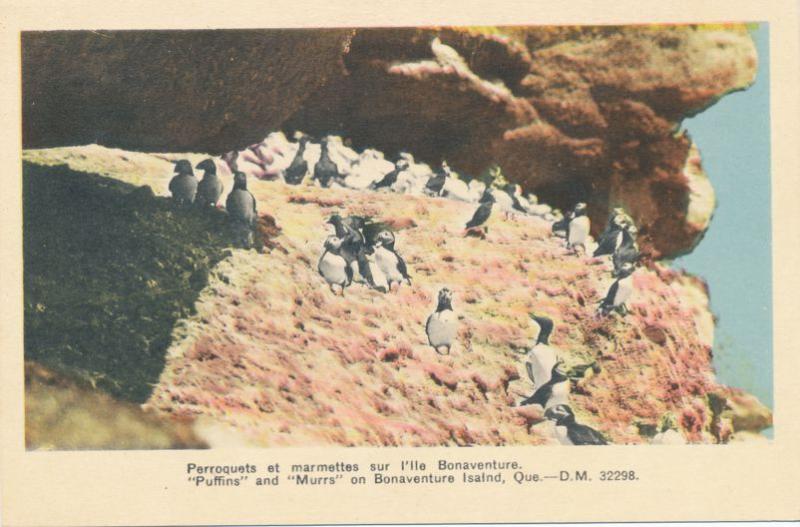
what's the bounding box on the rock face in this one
[21,25,757,258]
[23,144,770,447]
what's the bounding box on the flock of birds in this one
[166,129,684,446]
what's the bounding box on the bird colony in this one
[164,127,657,446]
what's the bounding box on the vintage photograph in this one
[21,23,773,449]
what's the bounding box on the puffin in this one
[545,404,609,445]
[567,202,590,254]
[599,262,636,316]
[426,288,458,355]
[371,230,412,290]
[519,361,570,410]
[318,236,352,295]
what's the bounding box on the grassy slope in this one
[23,145,771,447]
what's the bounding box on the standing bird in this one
[326,214,375,288]
[371,230,411,290]
[425,161,450,197]
[318,236,352,295]
[612,225,640,273]
[313,138,340,188]
[505,183,531,215]
[545,404,608,445]
[168,159,198,205]
[465,189,495,231]
[519,361,570,409]
[599,262,636,316]
[594,207,634,257]
[567,202,590,254]
[426,288,458,355]
[194,158,223,207]
[525,314,559,393]
[371,158,409,191]
[284,136,310,185]
[225,171,257,248]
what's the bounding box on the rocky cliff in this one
[21,25,757,258]
[23,145,771,447]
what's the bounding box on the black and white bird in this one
[545,404,608,445]
[318,235,352,295]
[519,361,570,409]
[168,159,198,205]
[612,225,640,273]
[465,189,495,230]
[594,207,632,257]
[425,161,450,197]
[371,230,411,290]
[599,262,636,316]
[326,214,379,289]
[567,202,590,254]
[525,314,559,393]
[194,158,223,207]
[371,158,409,191]
[426,288,458,355]
[284,136,310,185]
[313,138,340,188]
[225,171,257,248]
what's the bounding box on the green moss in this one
[24,162,232,403]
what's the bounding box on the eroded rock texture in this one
[22,25,756,257]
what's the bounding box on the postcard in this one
[1,0,799,525]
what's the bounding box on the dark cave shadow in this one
[23,161,232,403]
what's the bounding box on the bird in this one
[194,158,223,207]
[313,138,341,188]
[325,214,376,288]
[284,136,310,185]
[612,225,640,273]
[425,161,450,197]
[168,159,198,205]
[599,262,636,316]
[505,183,531,215]
[370,158,409,191]
[594,207,635,257]
[426,288,458,355]
[225,171,257,248]
[545,404,608,445]
[318,235,352,295]
[371,230,411,290]
[567,202,590,254]
[465,189,495,230]
[525,314,559,393]
[519,361,569,409]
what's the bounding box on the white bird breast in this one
[374,246,404,283]
[427,310,457,348]
[318,251,348,286]
[613,275,634,306]
[568,216,590,245]
[526,344,558,392]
